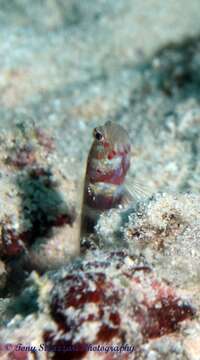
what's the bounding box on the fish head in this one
[87,121,131,185]
[92,121,131,157]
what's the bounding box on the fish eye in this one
[93,128,103,141]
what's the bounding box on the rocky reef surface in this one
[0,0,200,359]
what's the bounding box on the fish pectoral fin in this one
[125,179,154,201]
[120,187,134,206]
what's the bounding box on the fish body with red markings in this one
[80,121,132,246]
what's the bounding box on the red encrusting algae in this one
[44,251,195,359]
